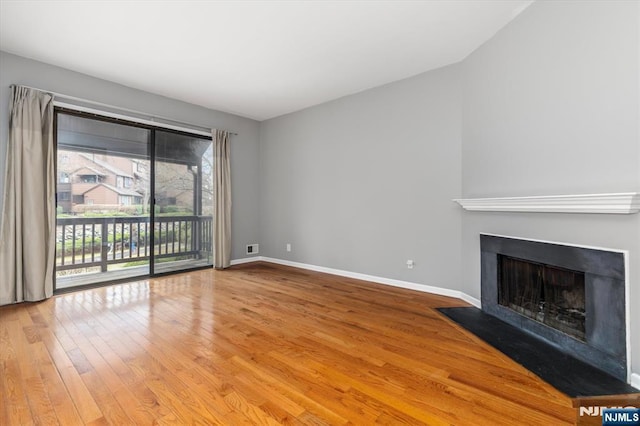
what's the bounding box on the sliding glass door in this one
[55,112,151,288]
[153,130,213,274]
[55,111,213,289]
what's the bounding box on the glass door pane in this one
[153,130,213,274]
[55,112,151,289]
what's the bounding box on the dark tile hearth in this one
[437,306,639,398]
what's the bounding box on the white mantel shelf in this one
[453,193,640,214]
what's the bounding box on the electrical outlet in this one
[246,244,259,255]
[286,243,291,252]
[406,260,414,269]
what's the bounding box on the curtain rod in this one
[9,84,238,136]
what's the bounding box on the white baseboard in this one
[230,256,262,265]
[631,373,640,390]
[252,256,481,308]
[459,293,482,309]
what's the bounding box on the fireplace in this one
[498,255,586,341]
[481,234,627,381]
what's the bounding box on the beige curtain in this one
[0,86,55,305]
[213,129,232,268]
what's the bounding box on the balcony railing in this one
[56,215,213,272]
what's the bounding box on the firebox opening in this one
[498,255,586,342]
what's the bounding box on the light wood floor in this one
[1,262,581,425]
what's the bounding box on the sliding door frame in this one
[53,107,213,292]
[149,128,156,276]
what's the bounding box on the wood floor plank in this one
[32,337,84,425]
[230,355,350,425]
[0,262,594,425]
[24,345,60,426]
[5,311,60,426]
[1,358,35,426]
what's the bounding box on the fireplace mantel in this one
[453,192,640,214]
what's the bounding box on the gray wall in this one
[258,0,639,377]
[460,0,640,375]
[0,51,261,262]
[259,65,462,290]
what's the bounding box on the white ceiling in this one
[0,0,532,121]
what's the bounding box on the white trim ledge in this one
[230,256,482,309]
[453,192,640,214]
